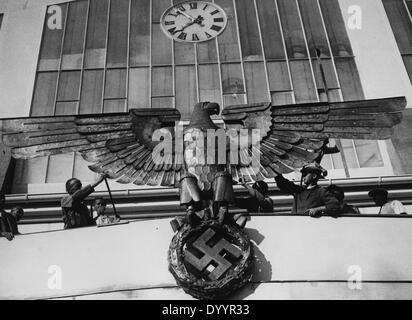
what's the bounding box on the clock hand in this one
[175,16,205,34]
[176,10,196,22]
[183,16,205,29]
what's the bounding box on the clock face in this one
[160,1,227,43]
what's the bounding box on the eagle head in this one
[187,102,220,130]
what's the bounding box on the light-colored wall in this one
[0,0,74,118]
[1,216,412,299]
[339,0,412,177]
[339,0,412,105]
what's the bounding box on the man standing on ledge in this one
[61,174,108,229]
[274,163,340,217]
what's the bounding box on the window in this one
[16,0,384,192]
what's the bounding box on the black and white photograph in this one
[0,0,411,303]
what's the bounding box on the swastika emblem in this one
[184,228,243,281]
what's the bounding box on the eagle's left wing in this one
[222,97,406,182]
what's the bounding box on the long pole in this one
[315,48,350,178]
[104,178,121,220]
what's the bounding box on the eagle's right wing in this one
[222,97,406,182]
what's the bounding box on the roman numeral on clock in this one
[178,32,187,40]
[205,32,212,39]
[210,25,222,32]
[168,27,179,35]
[211,9,219,15]
[189,2,197,9]
[214,18,224,23]
[192,33,200,41]
[165,21,174,25]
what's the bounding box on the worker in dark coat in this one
[61,174,107,229]
[326,184,360,215]
[274,163,340,217]
[236,179,273,213]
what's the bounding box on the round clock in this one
[160,1,227,43]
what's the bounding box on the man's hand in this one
[1,232,14,241]
[91,173,109,189]
[305,207,323,218]
[97,173,109,183]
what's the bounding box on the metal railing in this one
[3,175,412,224]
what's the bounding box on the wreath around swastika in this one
[168,220,254,300]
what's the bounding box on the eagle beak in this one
[204,102,220,116]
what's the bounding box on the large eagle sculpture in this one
[0,97,407,190]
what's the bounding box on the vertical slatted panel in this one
[85,0,109,69]
[57,71,81,101]
[319,0,353,57]
[175,65,197,118]
[334,58,364,101]
[256,0,286,60]
[198,64,222,105]
[130,0,150,66]
[61,0,88,69]
[297,0,331,57]
[129,67,150,109]
[151,23,173,65]
[244,62,269,102]
[382,0,412,54]
[106,0,129,68]
[79,70,104,114]
[104,69,127,99]
[175,42,195,65]
[277,0,307,59]
[152,66,173,97]
[221,63,245,96]
[216,0,241,62]
[289,60,318,103]
[197,39,218,63]
[236,0,263,61]
[31,72,59,116]
[266,61,291,92]
[38,3,68,71]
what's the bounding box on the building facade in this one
[0,0,411,220]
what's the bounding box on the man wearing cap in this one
[61,174,107,229]
[234,179,274,227]
[368,188,407,215]
[274,163,340,217]
[326,184,360,215]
